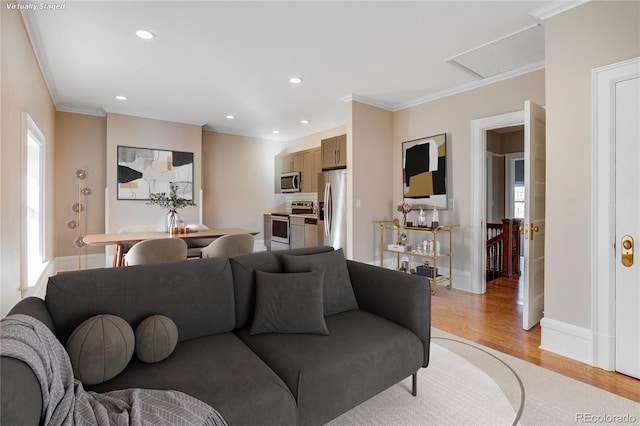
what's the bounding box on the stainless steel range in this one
[270,201,314,251]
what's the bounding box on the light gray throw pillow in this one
[135,315,178,363]
[281,248,358,316]
[66,314,134,385]
[250,271,329,336]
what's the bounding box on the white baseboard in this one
[55,254,106,272]
[540,317,594,365]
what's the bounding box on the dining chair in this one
[124,238,188,266]
[200,234,254,258]
[184,224,216,258]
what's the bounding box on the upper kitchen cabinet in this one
[274,148,321,193]
[321,134,347,170]
[302,148,321,193]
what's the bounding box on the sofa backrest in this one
[230,246,335,329]
[46,257,235,344]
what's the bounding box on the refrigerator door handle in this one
[325,182,332,236]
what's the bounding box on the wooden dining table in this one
[83,228,259,267]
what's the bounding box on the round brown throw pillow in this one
[66,314,134,385]
[135,315,178,363]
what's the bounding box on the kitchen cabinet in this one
[275,147,321,193]
[301,147,322,193]
[304,218,318,247]
[290,216,305,249]
[321,134,347,170]
[263,214,271,249]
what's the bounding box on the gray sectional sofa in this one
[1,246,431,425]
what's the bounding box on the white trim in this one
[592,57,640,371]
[470,111,524,294]
[530,0,590,22]
[540,318,594,365]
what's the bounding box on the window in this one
[24,115,46,287]
[514,184,525,220]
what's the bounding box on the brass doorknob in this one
[532,225,540,233]
[623,240,632,250]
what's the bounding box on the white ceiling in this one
[22,1,561,142]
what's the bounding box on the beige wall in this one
[1,5,56,315]
[284,125,347,153]
[392,70,545,273]
[544,0,640,329]
[348,101,394,262]
[105,114,202,242]
[54,112,106,258]
[201,130,286,241]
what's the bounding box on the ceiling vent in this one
[445,24,544,79]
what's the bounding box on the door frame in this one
[470,110,524,294]
[592,57,640,371]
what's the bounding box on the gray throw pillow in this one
[281,248,358,316]
[66,314,134,385]
[250,271,329,336]
[135,315,178,363]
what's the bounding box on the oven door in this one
[271,216,289,244]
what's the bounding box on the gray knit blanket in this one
[0,314,227,426]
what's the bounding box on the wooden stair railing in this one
[486,218,521,280]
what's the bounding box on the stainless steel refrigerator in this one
[317,169,347,250]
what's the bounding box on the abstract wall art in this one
[117,146,194,200]
[402,133,447,208]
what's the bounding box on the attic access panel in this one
[446,24,544,79]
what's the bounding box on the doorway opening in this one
[485,126,525,308]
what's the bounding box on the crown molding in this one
[530,0,590,22]
[19,8,62,110]
[340,94,394,111]
[393,61,545,112]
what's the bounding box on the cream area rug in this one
[329,328,639,426]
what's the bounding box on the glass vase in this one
[167,209,180,233]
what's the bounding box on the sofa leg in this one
[412,372,417,396]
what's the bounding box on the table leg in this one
[113,244,125,267]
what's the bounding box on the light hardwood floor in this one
[430,269,639,403]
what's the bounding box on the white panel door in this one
[615,76,640,378]
[523,101,546,330]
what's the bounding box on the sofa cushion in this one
[66,314,134,385]
[281,248,359,316]
[236,309,424,426]
[46,257,235,343]
[135,315,178,363]
[229,246,334,329]
[251,271,328,336]
[87,332,297,426]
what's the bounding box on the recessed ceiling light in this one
[226,115,236,120]
[300,120,309,124]
[115,95,127,101]
[136,29,155,40]
[289,76,303,84]
[273,130,280,134]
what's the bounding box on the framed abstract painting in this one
[116,145,194,200]
[402,133,447,208]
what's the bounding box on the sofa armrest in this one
[0,357,42,426]
[346,260,431,367]
[7,297,55,333]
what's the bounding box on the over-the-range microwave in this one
[280,171,301,193]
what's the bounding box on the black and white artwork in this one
[402,133,447,208]
[117,146,194,200]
